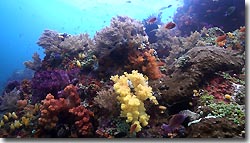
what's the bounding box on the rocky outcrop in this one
[150,46,244,105]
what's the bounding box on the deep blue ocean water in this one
[0,0,182,92]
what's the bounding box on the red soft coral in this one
[38,84,81,129]
[69,105,94,136]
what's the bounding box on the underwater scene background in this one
[0,0,246,139]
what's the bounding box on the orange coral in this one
[62,84,81,108]
[21,79,32,100]
[38,84,81,129]
[69,105,94,136]
[128,49,164,79]
[216,34,227,47]
[239,26,245,32]
[38,94,66,129]
[17,99,28,109]
[142,49,164,79]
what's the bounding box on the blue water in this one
[0,0,183,92]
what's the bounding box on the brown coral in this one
[94,88,118,112]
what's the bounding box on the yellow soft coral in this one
[110,70,158,132]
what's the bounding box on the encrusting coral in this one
[110,70,158,132]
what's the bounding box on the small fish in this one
[147,17,157,24]
[159,4,172,10]
[165,22,176,29]
[216,34,227,42]
[167,5,172,8]
[126,0,131,3]
[224,6,236,16]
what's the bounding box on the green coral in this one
[208,102,245,125]
[220,72,245,85]
[199,92,214,106]
[199,91,245,125]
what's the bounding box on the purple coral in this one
[161,114,187,137]
[173,0,245,36]
[31,70,71,103]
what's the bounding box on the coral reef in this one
[0,12,245,138]
[94,16,163,79]
[173,0,245,36]
[38,84,81,129]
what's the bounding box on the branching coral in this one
[110,70,158,132]
[37,30,95,71]
[37,30,63,55]
[94,88,118,112]
[24,52,42,71]
[151,28,201,66]
[94,16,146,58]
[94,16,155,78]
[59,33,95,54]
[38,93,67,129]
[0,88,20,113]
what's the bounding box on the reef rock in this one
[186,118,244,138]
[150,46,244,105]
